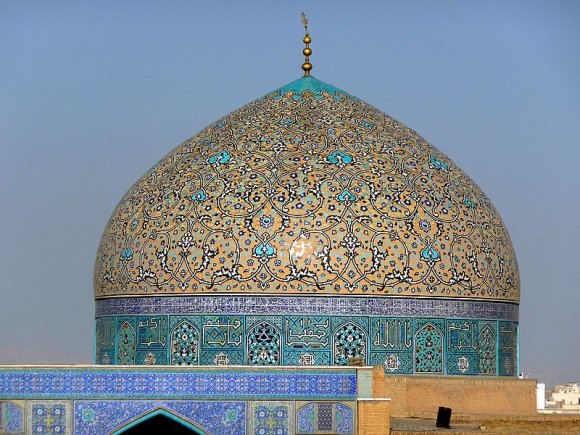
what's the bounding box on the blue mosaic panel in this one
[499,353,517,377]
[74,400,246,435]
[200,316,244,365]
[200,350,244,366]
[499,321,517,353]
[370,351,413,374]
[296,403,316,433]
[332,317,369,366]
[170,319,200,366]
[250,401,294,435]
[284,350,331,366]
[0,401,24,433]
[446,320,478,353]
[27,401,71,435]
[0,368,357,400]
[284,316,330,350]
[136,316,168,350]
[414,319,445,374]
[371,318,412,351]
[115,317,137,365]
[135,350,167,366]
[296,402,355,434]
[498,321,518,376]
[445,319,478,376]
[478,321,497,375]
[335,403,355,434]
[446,353,479,375]
[95,318,115,365]
[247,320,282,365]
[96,296,519,321]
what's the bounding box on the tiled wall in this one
[96,313,518,376]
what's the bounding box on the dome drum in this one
[95,294,518,375]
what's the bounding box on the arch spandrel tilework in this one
[94,76,519,302]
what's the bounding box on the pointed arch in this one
[171,320,199,365]
[478,324,497,375]
[414,322,443,373]
[332,321,367,365]
[116,321,136,365]
[112,408,207,435]
[247,321,281,365]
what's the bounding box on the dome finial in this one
[301,12,312,76]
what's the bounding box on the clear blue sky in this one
[0,1,578,386]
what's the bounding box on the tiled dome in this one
[95,76,519,302]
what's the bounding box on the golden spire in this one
[301,12,312,76]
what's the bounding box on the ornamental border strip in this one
[0,367,357,401]
[95,295,519,321]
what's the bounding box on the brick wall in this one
[374,372,536,417]
[358,399,391,435]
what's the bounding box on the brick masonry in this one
[376,372,536,417]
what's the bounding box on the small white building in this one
[536,382,545,410]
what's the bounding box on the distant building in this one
[547,383,580,411]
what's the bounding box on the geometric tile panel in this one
[296,401,355,434]
[446,353,479,376]
[370,351,414,374]
[94,311,520,375]
[249,401,294,435]
[26,401,72,435]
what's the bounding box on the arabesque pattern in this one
[94,76,519,301]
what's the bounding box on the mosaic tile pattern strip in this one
[95,296,519,320]
[74,400,245,434]
[95,312,518,375]
[0,368,357,400]
[296,401,355,434]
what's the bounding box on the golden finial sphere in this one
[302,62,312,72]
[303,47,312,56]
[303,35,311,44]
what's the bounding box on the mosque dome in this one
[94,76,519,302]
[94,59,520,374]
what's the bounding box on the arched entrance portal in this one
[114,408,206,435]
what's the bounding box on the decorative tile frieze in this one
[96,296,519,320]
[0,368,357,400]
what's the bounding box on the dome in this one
[94,75,520,375]
[95,76,519,302]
